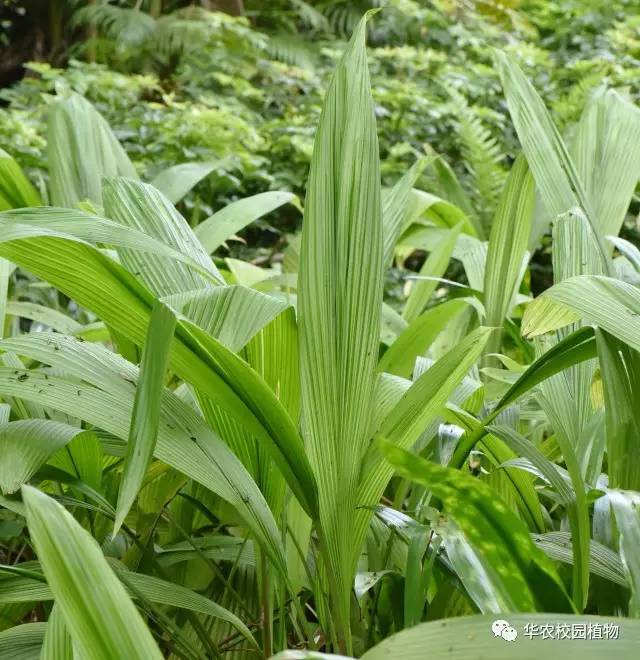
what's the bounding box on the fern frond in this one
[266,34,315,69]
[290,0,331,32]
[72,3,156,47]
[448,87,507,235]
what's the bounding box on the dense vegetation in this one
[1,1,640,658]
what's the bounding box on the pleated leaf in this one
[0,333,291,574]
[571,89,640,238]
[0,421,92,495]
[102,177,224,295]
[484,155,534,329]
[21,486,163,660]
[608,490,640,617]
[47,94,137,208]
[522,275,640,351]
[297,12,382,625]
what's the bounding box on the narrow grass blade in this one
[402,223,462,322]
[114,300,176,534]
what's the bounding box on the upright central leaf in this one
[297,14,383,635]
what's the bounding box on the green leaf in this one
[0,421,92,495]
[608,490,640,616]
[114,300,176,533]
[149,161,218,204]
[194,191,299,254]
[378,440,572,612]
[531,532,628,588]
[484,155,534,330]
[382,158,427,265]
[596,330,640,490]
[297,12,382,633]
[163,285,289,352]
[355,327,493,567]
[0,333,291,576]
[0,623,46,660]
[21,486,163,659]
[0,149,41,210]
[488,425,574,505]
[40,604,73,660]
[402,223,462,322]
[0,207,219,285]
[572,89,640,238]
[377,299,468,378]
[451,326,598,469]
[0,223,317,524]
[361,614,640,659]
[522,275,640,351]
[5,302,82,334]
[495,51,609,266]
[47,94,137,208]
[102,177,224,294]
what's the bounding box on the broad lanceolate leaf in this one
[114,300,176,533]
[47,94,137,208]
[378,441,572,613]
[0,221,318,524]
[0,332,294,575]
[297,12,382,632]
[21,486,163,660]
